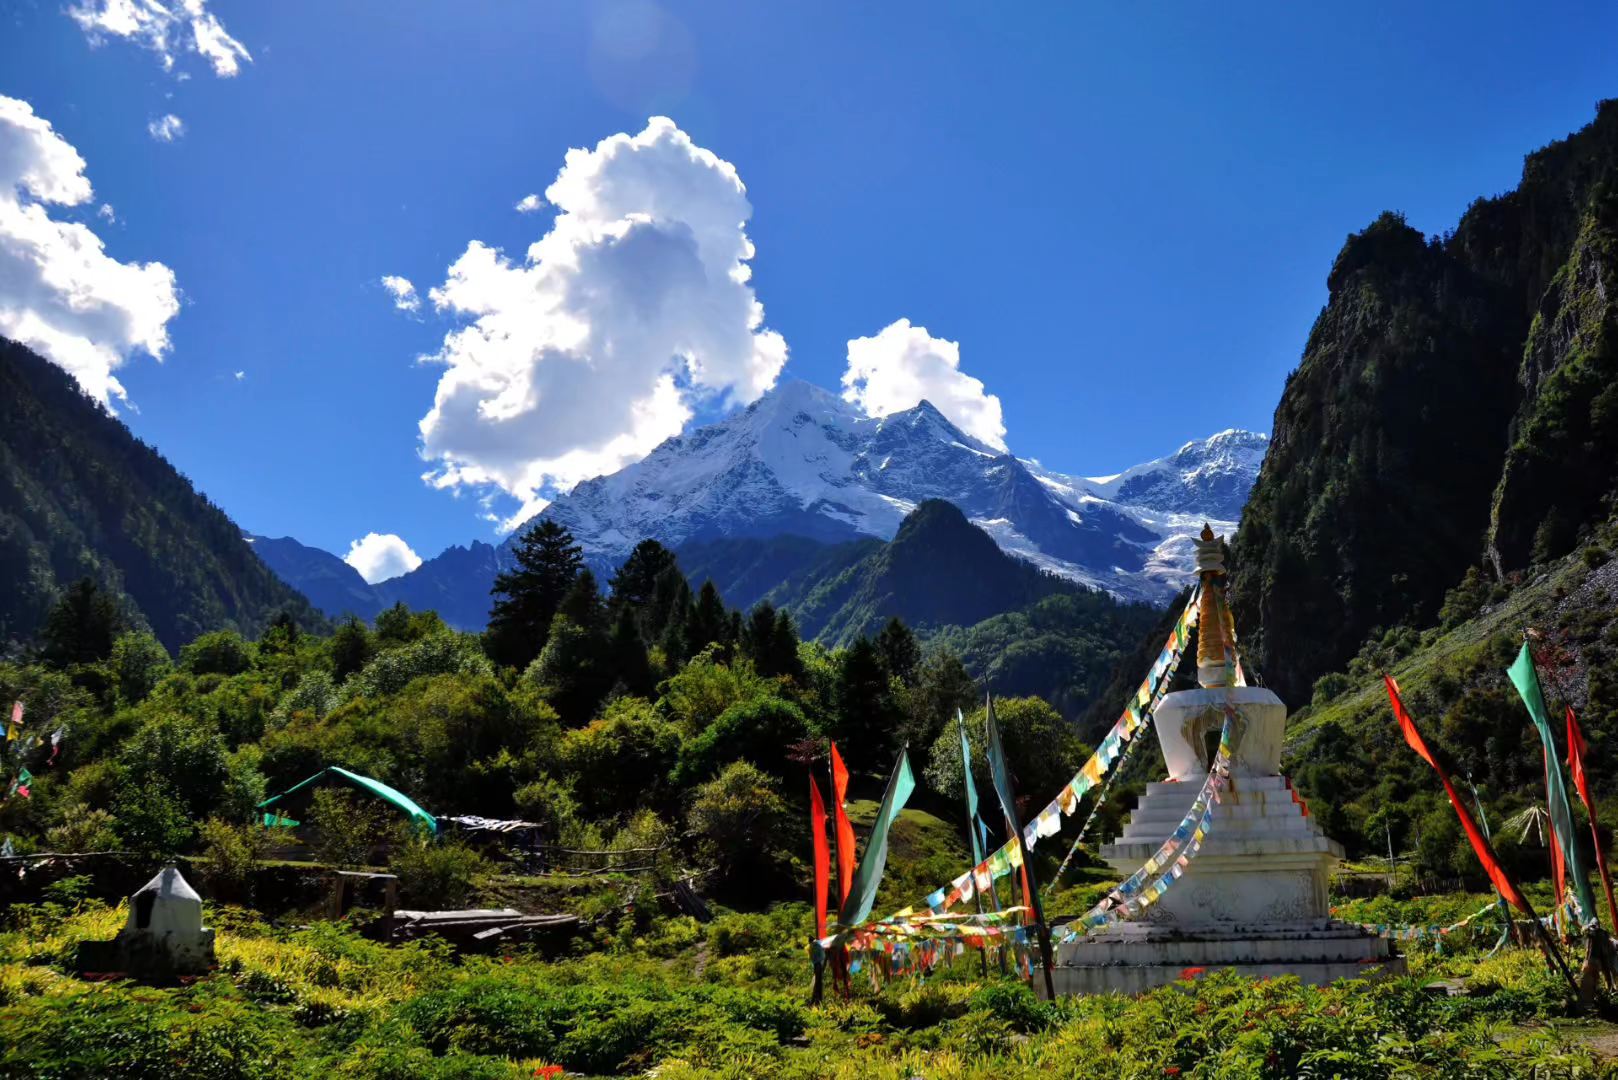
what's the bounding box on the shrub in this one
[200,818,268,902]
[672,695,809,785]
[109,631,172,703]
[345,633,492,701]
[181,630,256,676]
[391,838,489,909]
[310,788,403,868]
[44,803,119,853]
[686,761,794,899]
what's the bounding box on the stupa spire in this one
[1194,523,1235,688]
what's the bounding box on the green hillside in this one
[1232,100,1618,707]
[0,339,327,652]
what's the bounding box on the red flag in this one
[830,743,856,906]
[1567,706,1618,933]
[809,772,830,938]
[1386,677,1530,913]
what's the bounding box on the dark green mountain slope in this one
[0,339,327,651]
[774,499,1147,647]
[246,534,386,621]
[1232,100,1618,707]
[673,534,879,616]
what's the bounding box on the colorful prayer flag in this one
[837,747,916,929]
[1386,676,1531,914]
[1566,705,1618,935]
[809,769,831,938]
[1508,644,1600,927]
[830,743,856,907]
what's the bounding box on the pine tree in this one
[40,578,124,667]
[834,635,902,765]
[608,540,679,621]
[330,615,375,682]
[485,520,583,670]
[875,616,920,686]
[684,581,731,656]
[741,603,804,680]
[608,604,654,698]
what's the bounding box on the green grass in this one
[4,886,1617,1078]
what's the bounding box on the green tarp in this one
[258,765,437,834]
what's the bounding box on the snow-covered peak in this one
[514,379,1267,604]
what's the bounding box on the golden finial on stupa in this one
[1194,523,1230,687]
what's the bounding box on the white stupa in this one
[78,866,216,979]
[1045,527,1403,995]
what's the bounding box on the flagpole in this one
[984,692,1057,999]
[955,709,989,978]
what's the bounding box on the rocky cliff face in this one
[1231,100,1618,707]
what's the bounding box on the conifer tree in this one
[485,520,582,670]
[875,616,920,686]
[608,540,679,619]
[40,578,124,667]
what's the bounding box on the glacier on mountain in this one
[535,379,1267,604]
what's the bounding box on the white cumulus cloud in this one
[69,0,252,77]
[0,95,180,405]
[147,113,185,142]
[514,193,544,213]
[381,274,420,313]
[841,318,1007,450]
[418,116,788,526]
[343,532,423,584]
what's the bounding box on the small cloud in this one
[343,532,423,584]
[381,274,420,313]
[147,114,185,142]
[842,318,1007,450]
[97,202,116,222]
[69,0,251,78]
[514,193,544,213]
[233,370,245,380]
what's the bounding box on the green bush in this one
[390,838,489,909]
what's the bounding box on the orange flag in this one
[1386,676,1530,913]
[809,772,830,938]
[830,743,856,907]
[1567,706,1618,932]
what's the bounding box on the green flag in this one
[837,747,915,928]
[957,709,986,867]
[1509,642,1600,927]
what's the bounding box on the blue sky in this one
[2,2,1615,577]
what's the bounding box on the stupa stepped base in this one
[1041,920,1405,997]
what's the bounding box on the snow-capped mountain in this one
[535,379,1266,603]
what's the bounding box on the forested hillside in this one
[1231,99,1618,707]
[0,339,327,652]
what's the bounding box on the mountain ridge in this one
[256,379,1265,629]
[0,338,328,651]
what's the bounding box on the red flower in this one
[1178,966,1206,980]
[534,1066,564,1078]
[1165,1068,1182,1076]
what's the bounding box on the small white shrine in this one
[1046,529,1403,995]
[77,866,216,979]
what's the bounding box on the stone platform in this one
[1042,920,1401,997]
[1043,688,1405,995]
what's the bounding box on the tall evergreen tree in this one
[330,615,375,682]
[834,635,903,766]
[684,581,731,657]
[558,568,606,634]
[655,572,694,666]
[607,604,654,698]
[741,602,804,680]
[608,540,679,618]
[875,617,921,687]
[40,578,124,667]
[485,520,583,670]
